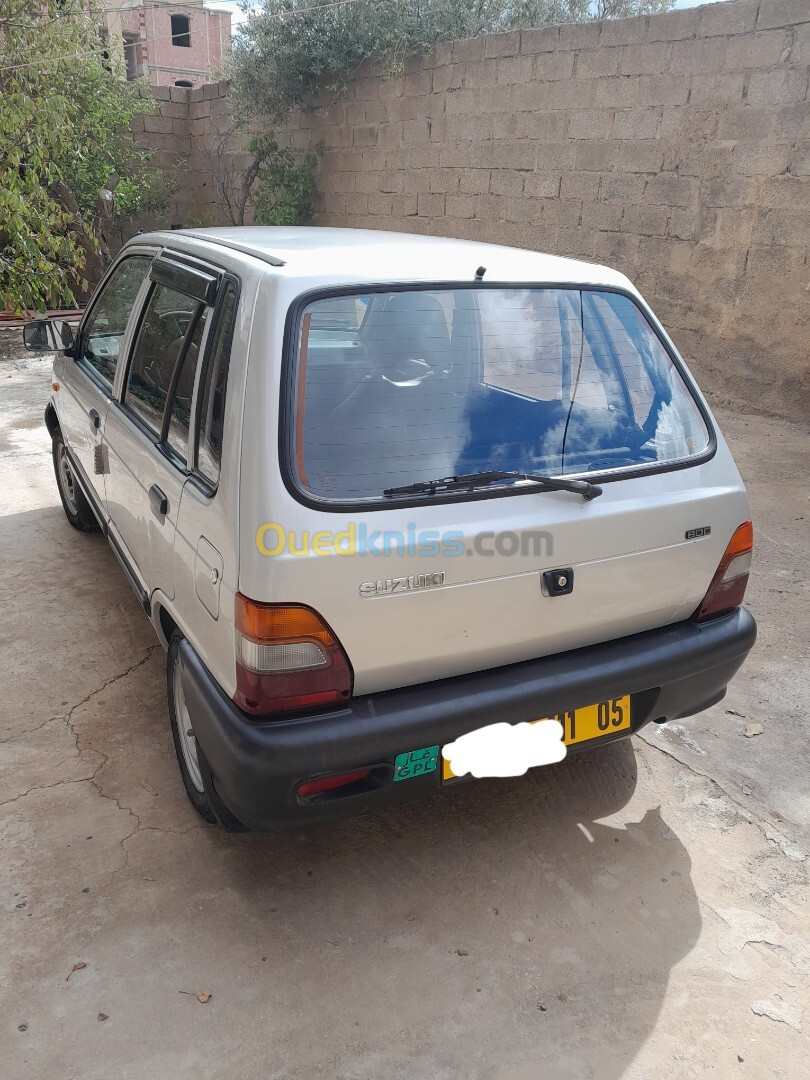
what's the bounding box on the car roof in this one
[136,227,636,292]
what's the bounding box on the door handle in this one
[149,484,169,517]
[89,408,100,429]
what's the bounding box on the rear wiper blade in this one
[383,471,602,500]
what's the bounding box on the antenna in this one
[474,266,486,281]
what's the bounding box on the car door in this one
[56,255,152,514]
[104,256,219,602]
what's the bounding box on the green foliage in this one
[0,1,170,312]
[231,0,675,123]
[249,134,322,226]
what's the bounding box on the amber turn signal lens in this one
[693,520,753,622]
[235,595,336,647]
[51,382,59,392]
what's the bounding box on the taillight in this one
[693,520,753,622]
[234,596,353,715]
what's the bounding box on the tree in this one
[230,0,675,123]
[0,1,172,312]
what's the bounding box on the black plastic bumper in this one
[180,607,756,831]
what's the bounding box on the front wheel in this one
[52,430,100,532]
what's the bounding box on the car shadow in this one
[214,741,700,1080]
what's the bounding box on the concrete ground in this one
[1,337,808,1080]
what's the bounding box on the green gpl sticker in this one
[393,745,439,781]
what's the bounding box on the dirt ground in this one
[1,338,808,1080]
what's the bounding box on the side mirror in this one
[23,318,75,354]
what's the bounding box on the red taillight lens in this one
[298,769,371,799]
[234,596,353,715]
[693,520,753,622]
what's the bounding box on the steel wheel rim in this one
[173,662,204,793]
[57,443,79,516]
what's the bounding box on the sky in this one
[211,0,725,33]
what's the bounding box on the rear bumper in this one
[181,607,756,831]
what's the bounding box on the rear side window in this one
[288,287,712,504]
[125,283,201,436]
[195,282,237,486]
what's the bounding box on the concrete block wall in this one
[135,0,810,423]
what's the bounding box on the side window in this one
[196,283,237,486]
[165,307,208,462]
[80,256,150,389]
[125,283,200,436]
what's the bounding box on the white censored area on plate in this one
[442,719,567,780]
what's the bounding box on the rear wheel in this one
[52,430,99,532]
[167,632,218,824]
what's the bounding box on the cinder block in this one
[690,73,746,105]
[668,36,727,75]
[489,171,525,196]
[462,59,499,90]
[645,173,698,207]
[731,142,791,175]
[724,29,789,70]
[617,140,665,174]
[445,88,478,115]
[595,75,643,109]
[580,203,623,232]
[143,115,174,135]
[560,171,601,200]
[613,108,661,140]
[446,194,477,218]
[539,199,583,227]
[505,195,543,223]
[459,169,491,195]
[557,20,603,51]
[452,37,485,64]
[523,172,562,199]
[747,68,808,105]
[401,119,432,144]
[646,8,699,42]
[202,83,220,100]
[497,56,534,85]
[520,26,559,55]
[169,87,191,103]
[620,41,672,76]
[599,173,647,204]
[717,105,776,139]
[390,193,418,216]
[668,208,698,241]
[699,0,758,37]
[429,168,461,193]
[574,47,622,80]
[757,0,810,30]
[702,176,758,207]
[636,74,691,107]
[439,143,473,169]
[622,204,670,237]
[417,193,446,216]
[534,50,576,81]
[343,193,369,215]
[790,140,810,173]
[485,31,520,59]
[152,85,171,101]
[432,63,465,94]
[567,109,613,140]
[791,22,810,64]
[575,141,616,172]
[367,194,392,215]
[600,14,649,49]
[761,175,810,210]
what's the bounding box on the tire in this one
[166,631,218,825]
[52,430,100,532]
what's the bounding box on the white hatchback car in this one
[26,228,756,830]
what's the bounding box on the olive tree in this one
[0,1,172,312]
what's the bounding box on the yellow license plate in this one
[441,695,632,782]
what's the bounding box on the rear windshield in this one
[288,287,712,503]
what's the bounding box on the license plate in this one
[441,695,632,783]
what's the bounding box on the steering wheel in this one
[378,357,437,388]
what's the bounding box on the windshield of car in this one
[288,287,712,503]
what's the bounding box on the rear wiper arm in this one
[383,470,602,500]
